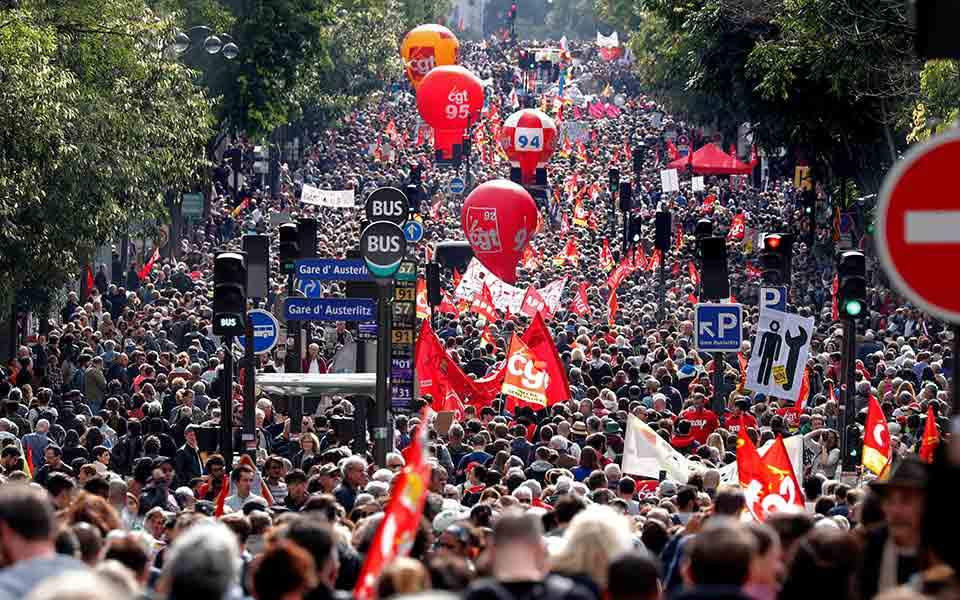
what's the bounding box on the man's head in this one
[607,551,661,600]
[682,519,756,588]
[341,456,368,489]
[232,465,255,498]
[160,522,241,600]
[44,445,62,467]
[0,484,56,567]
[489,509,549,580]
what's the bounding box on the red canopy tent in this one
[667,143,757,175]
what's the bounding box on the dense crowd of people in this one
[0,34,956,600]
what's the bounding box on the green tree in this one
[0,0,213,310]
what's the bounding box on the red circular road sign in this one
[877,132,960,323]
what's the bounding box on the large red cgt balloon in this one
[461,180,538,284]
[416,65,484,161]
[499,109,558,185]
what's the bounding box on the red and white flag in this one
[569,281,591,316]
[728,213,746,241]
[354,416,431,600]
[607,289,618,326]
[862,396,891,476]
[138,248,160,281]
[647,249,662,273]
[469,283,498,322]
[599,239,614,271]
[688,261,700,287]
[920,405,940,463]
[501,336,551,411]
[520,286,551,320]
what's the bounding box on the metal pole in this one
[242,306,256,458]
[953,324,959,416]
[841,316,858,470]
[713,351,725,416]
[373,282,394,467]
[658,254,665,321]
[221,335,234,467]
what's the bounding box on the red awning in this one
[667,143,757,175]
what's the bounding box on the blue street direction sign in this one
[234,309,280,355]
[760,286,788,313]
[694,303,743,352]
[296,259,370,281]
[295,278,323,298]
[284,298,376,322]
[403,220,424,243]
[449,177,466,195]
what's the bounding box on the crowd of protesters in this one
[0,34,956,600]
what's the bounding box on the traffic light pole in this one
[713,352,726,417]
[242,307,256,459]
[840,315,858,470]
[221,335,234,467]
[373,282,394,467]
[657,253,665,321]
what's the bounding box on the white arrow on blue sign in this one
[694,303,743,352]
[234,309,280,355]
[403,220,424,243]
[296,278,323,298]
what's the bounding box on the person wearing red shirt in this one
[723,398,758,435]
[679,393,719,445]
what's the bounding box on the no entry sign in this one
[877,131,960,322]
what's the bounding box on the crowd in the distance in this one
[0,34,955,600]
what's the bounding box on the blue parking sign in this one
[760,286,788,313]
[694,303,743,352]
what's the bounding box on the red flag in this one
[138,248,160,281]
[452,268,462,288]
[862,396,891,476]
[634,245,649,271]
[520,286,551,320]
[607,289,618,326]
[480,325,496,348]
[521,312,571,406]
[469,283,499,322]
[213,472,230,517]
[675,222,684,250]
[920,405,940,463]
[687,293,699,305]
[746,264,762,279]
[647,249,662,273]
[563,238,579,266]
[666,140,680,161]
[438,290,458,315]
[569,281,591,316]
[501,336,551,412]
[761,436,805,512]
[415,277,430,320]
[688,262,700,286]
[737,423,767,521]
[728,214,746,241]
[24,446,33,478]
[415,321,497,409]
[85,265,95,293]
[354,417,431,600]
[599,239,614,271]
[671,262,681,277]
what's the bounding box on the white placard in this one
[514,127,543,152]
[691,176,705,192]
[300,185,356,209]
[454,259,566,314]
[745,308,815,403]
[660,169,680,193]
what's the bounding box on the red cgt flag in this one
[520,285,551,320]
[862,396,891,476]
[728,213,746,241]
[521,312,571,406]
[688,261,700,286]
[599,239,614,271]
[469,283,499,322]
[569,281,591,316]
[920,405,940,463]
[501,336,551,412]
[354,417,431,600]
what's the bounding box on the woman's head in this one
[550,504,634,590]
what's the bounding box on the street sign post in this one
[234,309,280,355]
[760,286,788,313]
[364,187,409,225]
[694,303,743,352]
[283,298,376,322]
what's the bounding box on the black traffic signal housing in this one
[213,252,246,336]
[632,144,645,178]
[409,163,422,185]
[629,214,643,248]
[608,168,620,192]
[278,222,300,276]
[654,211,672,251]
[802,190,816,245]
[297,218,317,259]
[699,237,730,301]
[760,233,792,285]
[913,0,960,60]
[837,251,867,319]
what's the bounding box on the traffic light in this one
[699,237,729,301]
[913,0,960,60]
[632,145,645,178]
[409,163,422,185]
[760,233,792,285]
[837,251,867,319]
[608,168,620,192]
[618,181,632,212]
[802,190,816,245]
[629,216,643,248]
[654,211,672,251]
[297,218,317,259]
[278,222,299,275]
[213,252,246,336]
[694,218,713,239]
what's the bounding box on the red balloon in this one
[461,179,538,284]
[499,109,558,184]
[416,65,484,160]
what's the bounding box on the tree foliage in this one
[0,0,214,310]
[596,0,920,191]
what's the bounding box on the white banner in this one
[745,308,814,402]
[661,169,679,193]
[300,185,356,209]
[454,259,566,314]
[691,176,705,192]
